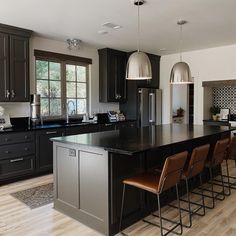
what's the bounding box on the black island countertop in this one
[51,124,234,155]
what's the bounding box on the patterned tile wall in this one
[213,86,236,114]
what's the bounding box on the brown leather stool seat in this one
[119,151,188,236]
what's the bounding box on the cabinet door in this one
[0,33,10,101]
[36,129,65,172]
[9,35,29,102]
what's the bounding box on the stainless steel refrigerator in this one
[138,88,162,127]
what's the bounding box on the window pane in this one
[77,83,86,98]
[77,99,86,114]
[36,60,48,80]
[50,81,61,98]
[50,62,61,80]
[67,99,76,115]
[37,80,49,97]
[41,98,49,116]
[66,82,76,97]
[77,66,86,82]
[50,99,61,116]
[66,65,76,81]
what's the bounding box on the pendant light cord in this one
[179,23,183,61]
[137,1,140,52]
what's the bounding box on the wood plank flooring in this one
[1,161,236,236]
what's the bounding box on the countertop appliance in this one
[138,88,162,127]
[30,94,41,125]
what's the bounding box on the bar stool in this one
[119,151,188,236]
[178,144,210,228]
[215,135,236,191]
[194,138,229,209]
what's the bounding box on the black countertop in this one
[51,124,234,155]
[0,119,135,134]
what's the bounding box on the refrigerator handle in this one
[149,93,155,123]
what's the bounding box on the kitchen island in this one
[51,124,233,236]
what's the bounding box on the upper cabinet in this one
[98,48,127,103]
[0,24,32,102]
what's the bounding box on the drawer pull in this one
[24,147,29,151]
[46,131,57,135]
[5,150,10,154]
[25,135,29,139]
[10,158,24,163]
[5,138,10,142]
[104,124,112,127]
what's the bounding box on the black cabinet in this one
[0,131,35,182]
[36,128,65,172]
[98,48,127,103]
[65,124,100,136]
[0,23,32,102]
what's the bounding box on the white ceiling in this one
[0,0,236,55]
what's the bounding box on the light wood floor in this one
[1,161,236,236]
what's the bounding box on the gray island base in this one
[51,124,233,236]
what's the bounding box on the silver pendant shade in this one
[126,0,152,80]
[170,61,192,84]
[126,51,152,80]
[170,20,192,84]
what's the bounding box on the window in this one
[35,50,91,118]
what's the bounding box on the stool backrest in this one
[158,151,188,193]
[212,138,229,166]
[185,144,210,178]
[228,135,236,160]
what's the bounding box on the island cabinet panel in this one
[79,150,108,220]
[53,143,109,236]
[56,146,79,208]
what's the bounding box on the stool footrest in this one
[142,219,182,236]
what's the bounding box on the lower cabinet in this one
[36,128,65,172]
[0,131,35,182]
[0,155,34,181]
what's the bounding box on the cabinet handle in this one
[5,150,10,154]
[11,90,15,98]
[104,123,112,127]
[46,131,57,135]
[24,147,29,151]
[5,138,10,142]
[25,135,29,139]
[10,158,24,163]
[6,90,10,98]
[115,94,121,99]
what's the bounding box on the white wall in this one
[0,36,119,117]
[160,44,236,124]
[172,85,188,124]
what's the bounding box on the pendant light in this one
[126,0,152,80]
[170,20,192,84]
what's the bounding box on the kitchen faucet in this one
[66,100,76,123]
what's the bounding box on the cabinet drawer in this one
[0,155,34,180]
[0,132,34,145]
[0,142,35,160]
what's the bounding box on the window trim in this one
[35,51,90,119]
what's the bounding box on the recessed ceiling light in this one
[102,22,122,30]
[98,30,108,35]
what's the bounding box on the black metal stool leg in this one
[209,167,215,208]
[176,183,183,235]
[119,184,126,234]
[199,173,206,216]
